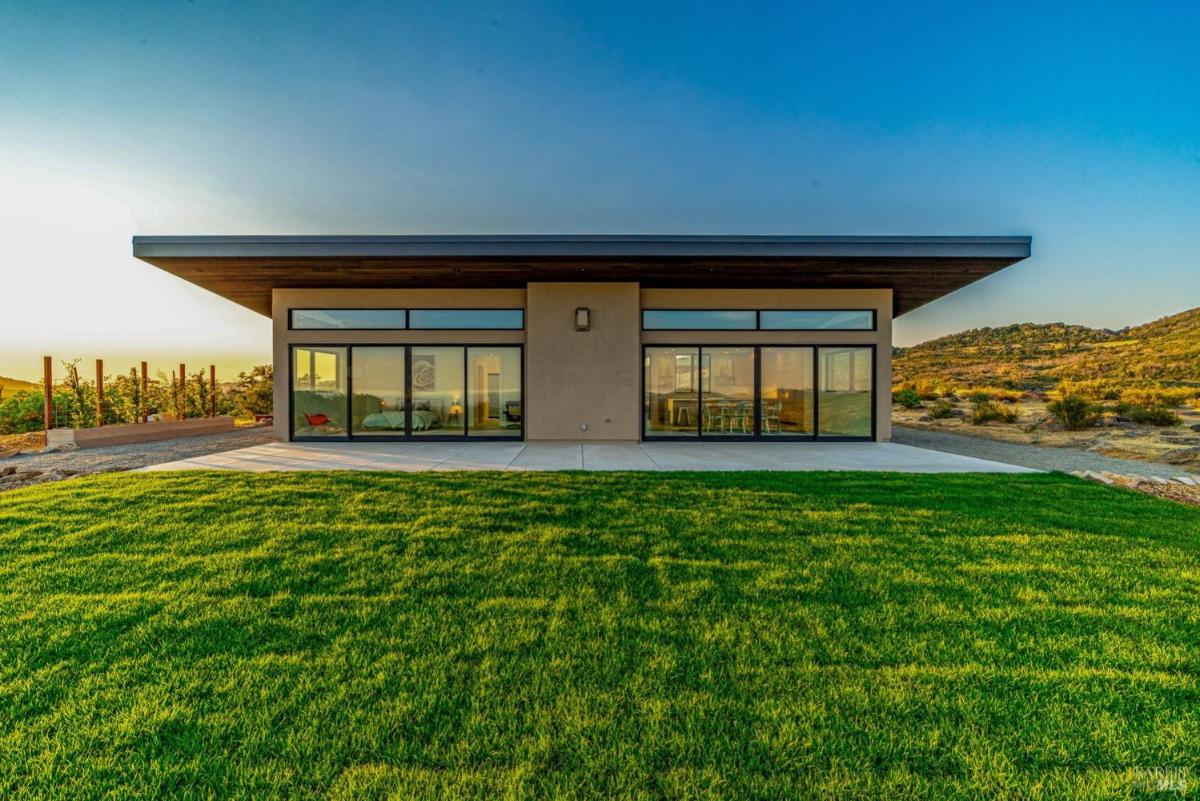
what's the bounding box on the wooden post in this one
[179,362,186,419]
[210,365,218,417]
[140,361,148,423]
[95,358,105,425]
[43,356,52,431]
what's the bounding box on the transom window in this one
[641,309,875,331]
[290,308,524,330]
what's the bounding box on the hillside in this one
[0,375,39,397]
[894,307,1200,392]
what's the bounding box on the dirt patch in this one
[0,431,46,459]
[1070,470,1200,507]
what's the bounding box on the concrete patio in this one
[138,440,1036,473]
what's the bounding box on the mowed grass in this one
[1,472,1199,800]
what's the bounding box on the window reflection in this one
[818,347,873,437]
[292,347,347,437]
[411,347,465,435]
[467,347,522,437]
[701,347,754,436]
[644,347,700,436]
[761,347,814,435]
[351,347,407,436]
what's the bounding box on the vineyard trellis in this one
[43,356,227,431]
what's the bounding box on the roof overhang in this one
[132,234,1031,318]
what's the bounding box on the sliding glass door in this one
[410,347,466,436]
[351,347,406,437]
[644,347,700,437]
[467,347,522,437]
[292,346,348,438]
[701,347,755,437]
[291,344,522,440]
[642,345,873,440]
[817,347,873,438]
[761,347,814,436]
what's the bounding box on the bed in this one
[358,409,440,431]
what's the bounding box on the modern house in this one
[133,235,1031,445]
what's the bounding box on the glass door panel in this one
[411,346,465,436]
[467,347,522,437]
[351,347,407,436]
[818,347,873,438]
[760,347,814,436]
[292,346,348,437]
[644,347,700,436]
[700,347,755,436]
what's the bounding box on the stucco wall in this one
[524,282,641,441]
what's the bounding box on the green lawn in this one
[1,471,1198,800]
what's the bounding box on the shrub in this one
[912,378,944,400]
[893,388,922,409]
[233,365,273,418]
[1118,404,1180,427]
[1048,395,1100,430]
[969,396,1018,425]
[927,399,955,419]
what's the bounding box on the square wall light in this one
[574,307,590,331]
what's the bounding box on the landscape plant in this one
[1048,395,1101,430]
[1117,404,1180,427]
[892,387,922,409]
[968,393,1018,425]
[927,399,955,419]
[0,361,272,435]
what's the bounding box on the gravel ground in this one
[893,425,1195,479]
[0,427,277,479]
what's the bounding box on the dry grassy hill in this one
[894,306,1200,394]
[0,376,39,397]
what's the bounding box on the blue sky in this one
[1,1,1197,378]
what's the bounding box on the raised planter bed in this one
[46,417,236,449]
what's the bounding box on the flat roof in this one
[132,234,1031,317]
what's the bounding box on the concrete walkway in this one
[139,440,1036,473]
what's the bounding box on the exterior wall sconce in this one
[574,307,590,331]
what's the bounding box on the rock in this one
[1162,447,1200,465]
[40,442,78,453]
[1176,476,1197,486]
[0,465,17,477]
[1190,423,1200,433]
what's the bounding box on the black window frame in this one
[758,309,876,332]
[640,343,876,442]
[640,309,759,331]
[408,309,526,330]
[641,308,877,332]
[288,308,525,331]
[289,342,524,442]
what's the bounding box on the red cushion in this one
[305,413,330,426]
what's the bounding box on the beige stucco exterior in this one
[525,282,641,441]
[271,284,892,443]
